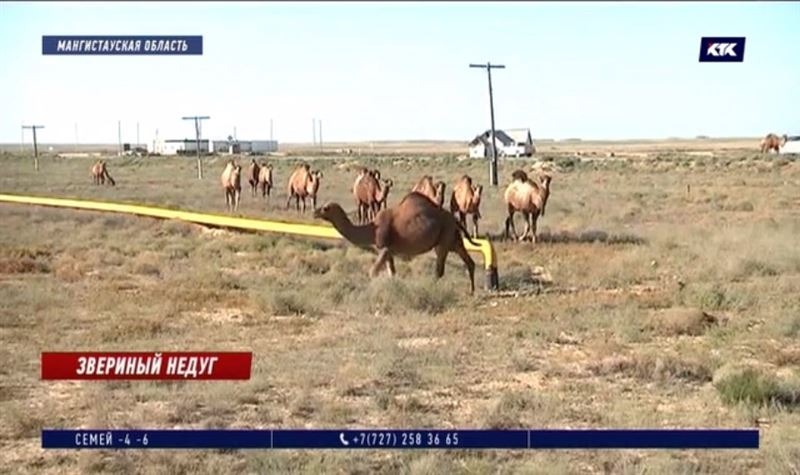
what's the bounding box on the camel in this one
[90,160,116,186]
[313,191,477,294]
[449,175,483,238]
[257,162,273,200]
[412,175,446,207]
[246,159,261,197]
[353,170,394,224]
[286,164,323,212]
[221,160,242,212]
[760,133,788,154]
[503,170,553,243]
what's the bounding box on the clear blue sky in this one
[0,1,797,144]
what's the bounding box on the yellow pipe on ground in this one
[0,193,499,290]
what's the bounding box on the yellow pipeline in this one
[0,193,499,290]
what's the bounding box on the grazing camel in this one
[286,164,323,212]
[91,160,116,186]
[257,162,274,200]
[313,191,477,294]
[760,133,788,154]
[449,175,483,238]
[504,170,553,243]
[221,160,242,212]
[246,159,261,197]
[412,175,446,207]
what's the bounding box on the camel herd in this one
[760,133,788,154]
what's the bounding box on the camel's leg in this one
[311,195,317,211]
[505,206,519,241]
[301,196,307,213]
[385,255,396,276]
[434,245,448,279]
[235,190,241,212]
[530,213,538,244]
[295,195,301,212]
[266,185,271,200]
[225,189,231,212]
[355,201,362,224]
[370,248,392,278]
[520,211,531,242]
[452,239,476,295]
[472,213,479,239]
[285,192,293,210]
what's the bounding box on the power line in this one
[182,115,210,179]
[470,61,505,187]
[22,124,45,171]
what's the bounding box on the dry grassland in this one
[0,143,799,474]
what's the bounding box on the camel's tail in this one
[104,170,116,186]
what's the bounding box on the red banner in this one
[41,352,252,380]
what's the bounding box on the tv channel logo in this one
[699,37,745,63]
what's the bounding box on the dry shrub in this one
[589,352,712,383]
[648,307,725,336]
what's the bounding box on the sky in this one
[0,1,798,145]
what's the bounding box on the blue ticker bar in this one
[42,429,759,450]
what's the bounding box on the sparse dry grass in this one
[0,146,799,473]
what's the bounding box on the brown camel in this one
[449,175,483,238]
[313,191,477,294]
[352,169,394,224]
[286,164,323,212]
[257,162,273,200]
[90,160,116,186]
[221,160,242,212]
[412,175,446,207]
[246,159,261,197]
[760,133,788,153]
[504,170,553,242]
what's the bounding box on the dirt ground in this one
[0,141,798,474]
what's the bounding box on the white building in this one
[212,140,279,155]
[149,139,210,155]
[780,135,800,155]
[469,129,535,158]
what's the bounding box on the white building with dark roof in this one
[469,128,535,158]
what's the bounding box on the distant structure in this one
[212,139,278,155]
[780,135,800,155]
[149,139,210,156]
[469,128,535,159]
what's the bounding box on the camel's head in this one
[371,169,381,181]
[313,202,346,222]
[312,170,323,181]
[473,184,484,199]
[511,169,529,183]
[539,173,553,189]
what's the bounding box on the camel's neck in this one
[328,214,375,247]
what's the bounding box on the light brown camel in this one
[246,159,261,197]
[449,175,483,238]
[257,162,273,200]
[313,191,477,294]
[503,170,553,242]
[352,169,394,224]
[412,175,446,207]
[221,160,242,212]
[90,160,116,186]
[760,133,788,153]
[286,164,323,212]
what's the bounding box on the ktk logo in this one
[699,37,746,62]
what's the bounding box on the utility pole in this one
[136,122,140,148]
[22,125,44,171]
[319,119,323,153]
[74,122,79,151]
[182,115,210,179]
[470,61,505,186]
[270,119,273,142]
[312,118,316,146]
[117,120,122,156]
